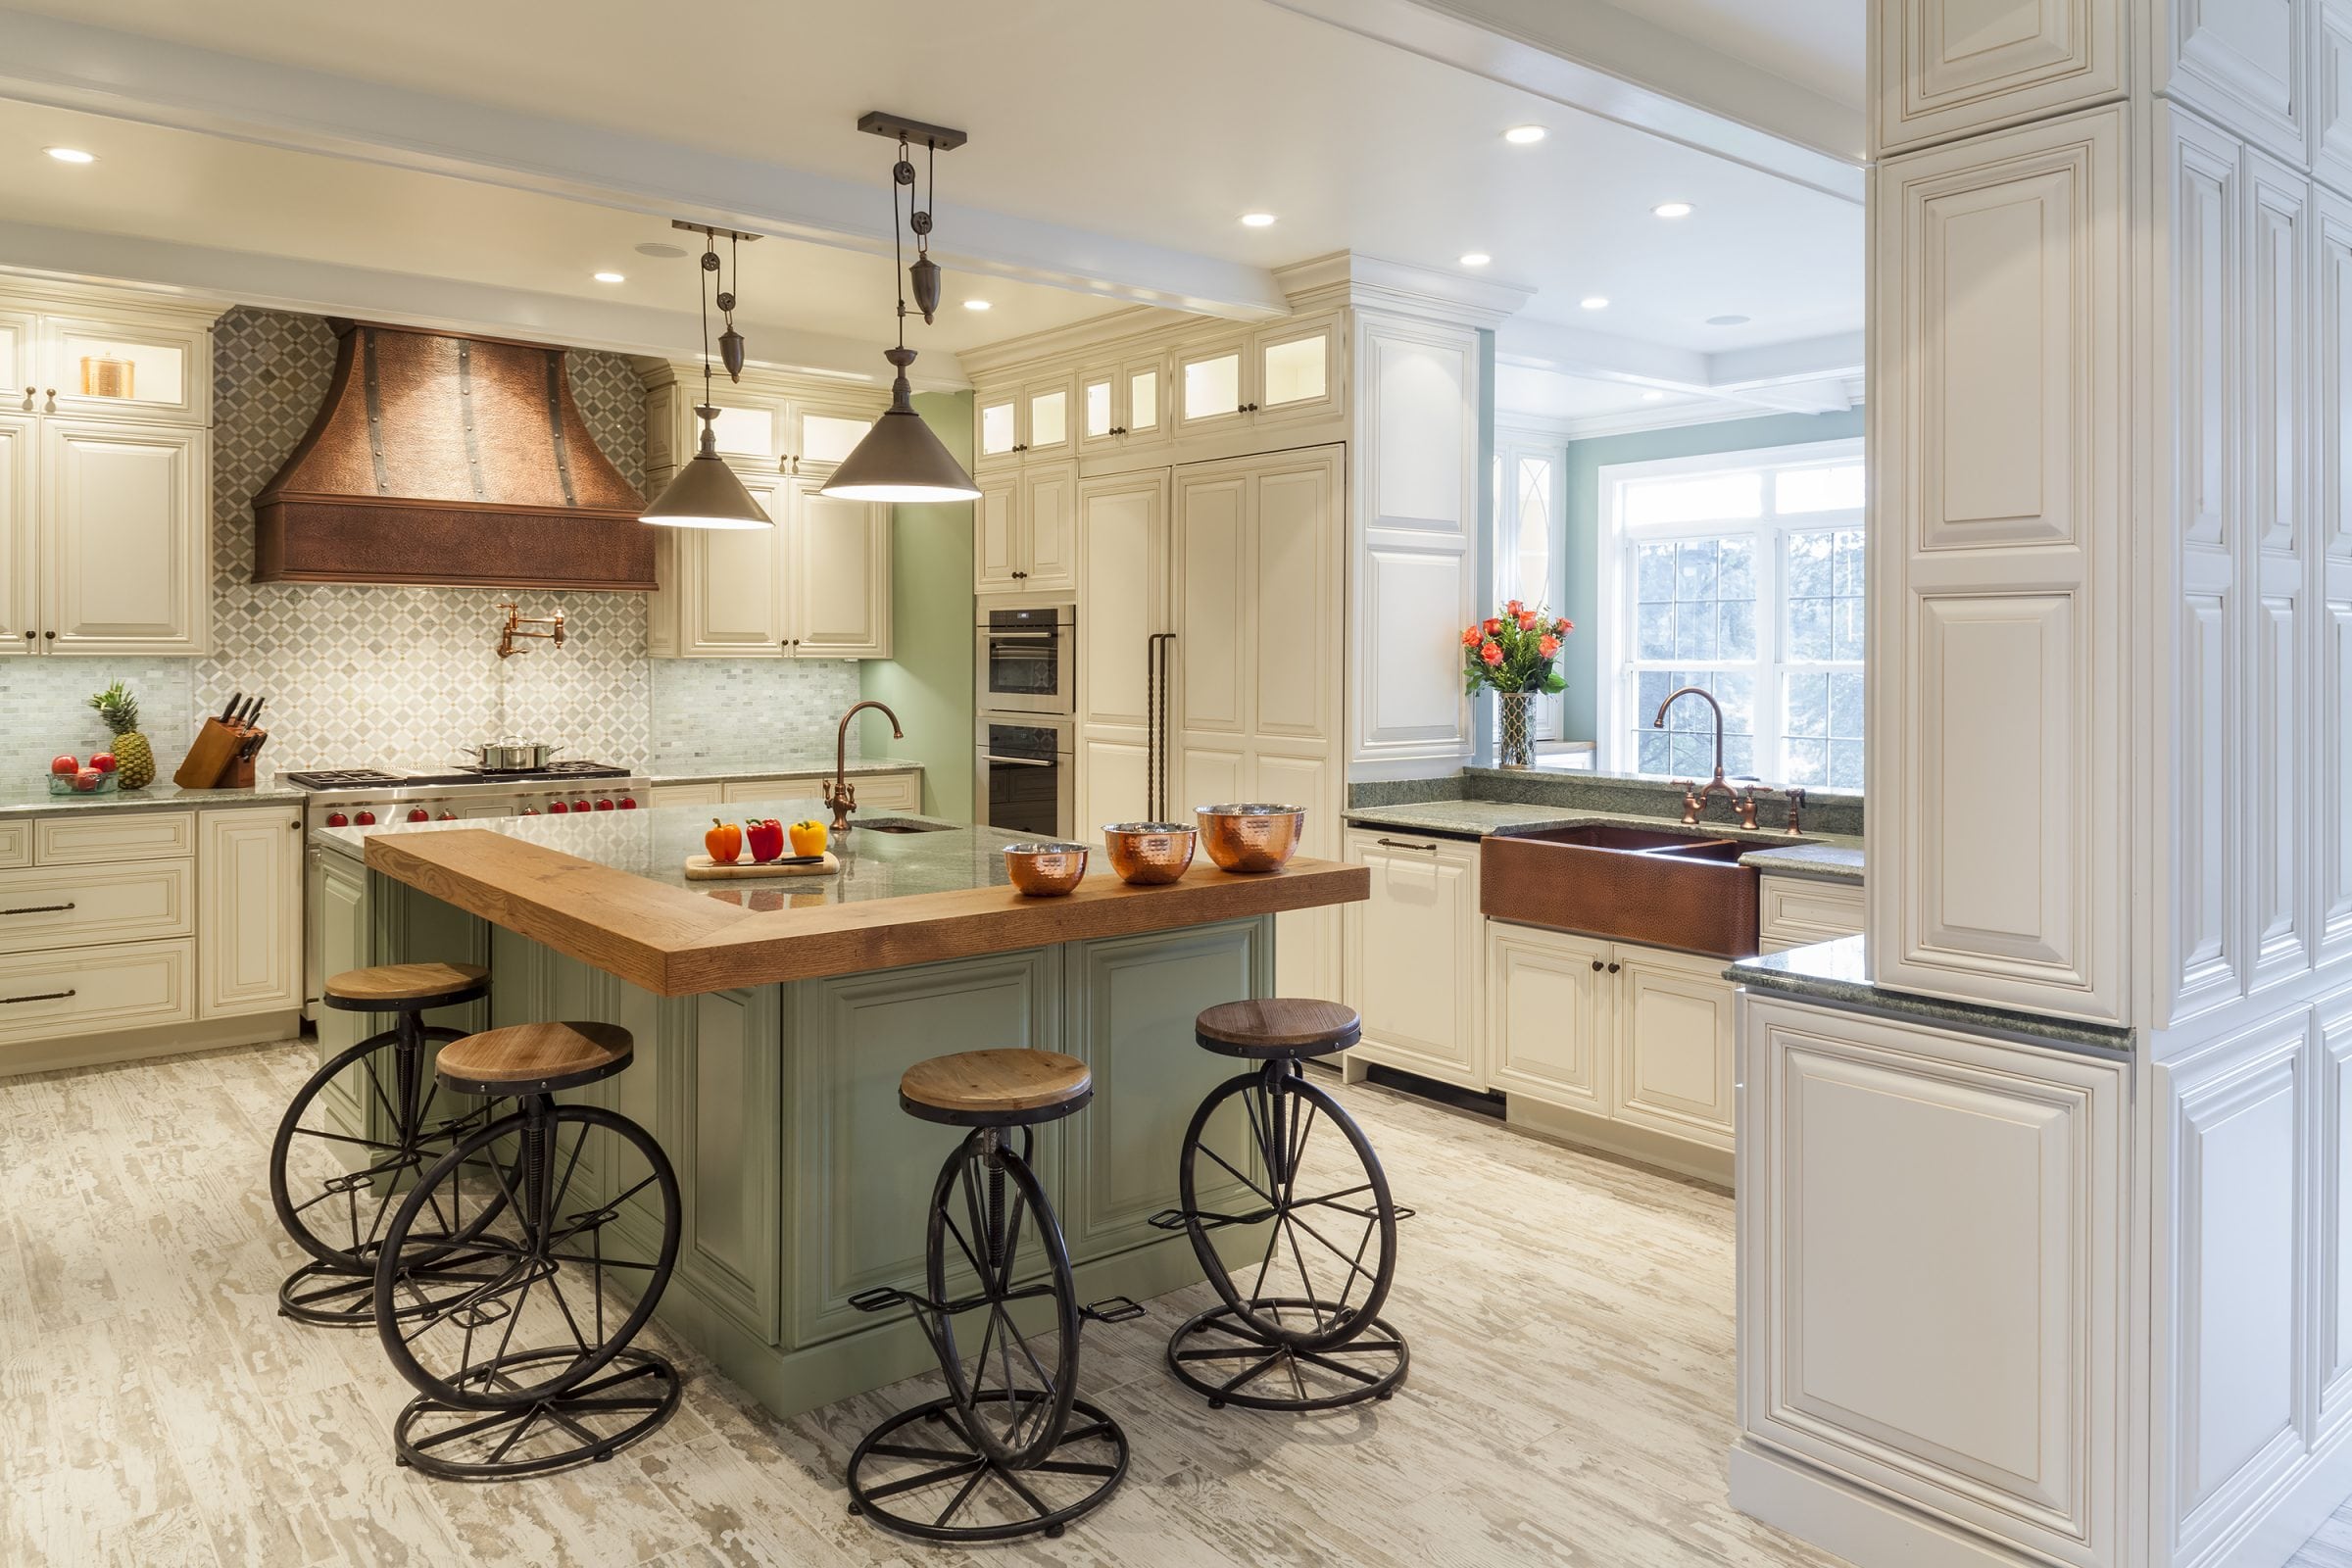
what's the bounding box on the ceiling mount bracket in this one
[667,220,763,242]
[857,111,967,150]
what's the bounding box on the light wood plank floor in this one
[0,1037,1867,1567]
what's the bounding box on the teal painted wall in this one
[858,391,975,820]
[1558,409,1865,742]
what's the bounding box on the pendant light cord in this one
[892,136,909,355]
[700,226,714,412]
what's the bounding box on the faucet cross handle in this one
[1676,783,1702,825]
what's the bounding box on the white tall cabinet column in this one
[1737,6,2352,1568]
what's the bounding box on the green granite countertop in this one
[644,756,924,787]
[319,793,1036,903]
[0,777,306,819]
[1342,800,1863,879]
[1727,937,2132,1054]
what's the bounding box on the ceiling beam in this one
[1262,0,1864,202]
[1496,318,1863,416]
[0,8,1292,321]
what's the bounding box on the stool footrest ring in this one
[1081,1296,1145,1325]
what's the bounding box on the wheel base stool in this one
[391,1349,682,1481]
[847,1394,1131,1543]
[1165,1298,1408,1410]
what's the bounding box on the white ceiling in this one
[0,0,1862,390]
[1587,0,1866,111]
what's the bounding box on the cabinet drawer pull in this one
[0,989,74,1005]
[1374,838,1438,853]
[0,902,74,915]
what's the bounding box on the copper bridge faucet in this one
[1652,686,1751,827]
[825,701,904,835]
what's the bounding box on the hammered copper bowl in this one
[1194,804,1306,873]
[1102,821,1197,885]
[1003,841,1091,897]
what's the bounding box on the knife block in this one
[173,717,248,789]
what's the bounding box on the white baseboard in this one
[2197,1418,2352,1568]
[0,1013,303,1079]
[1505,1094,1735,1187]
[1729,1440,2047,1568]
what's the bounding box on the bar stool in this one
[1149,999,1410,1411]
[269,961,497,1327]
[370,1020,683,1480]
[845,1048,1140,1544]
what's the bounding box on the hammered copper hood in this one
[254,321,655,590]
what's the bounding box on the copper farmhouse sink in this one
[1480,823,1761,958]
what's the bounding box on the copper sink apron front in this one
[1480,827,1761,959]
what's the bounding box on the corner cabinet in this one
[0,286,220,659]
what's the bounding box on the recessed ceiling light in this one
[592,271,626,284]
[634,241,688,259]
[1458,252,1491,268]
[1642,391,1666,402]
[1240,212,1278,228]
[962,299,992,312]
[1653,201,1693,219]
[43,146,95,164]
[1580,296,1609,311]
[1504,125,1547,145]
[1706,314,1750,326]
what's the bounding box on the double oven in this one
[974,605,1075,840]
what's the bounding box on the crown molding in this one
[0,264,231,324]
[1279,251,1535,328]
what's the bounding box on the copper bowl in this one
[1102,821,1197,885]
[1003,841,1091,897]
[1194,804,1306,873]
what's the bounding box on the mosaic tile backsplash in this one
[0,308,864,782]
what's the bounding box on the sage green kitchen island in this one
[310,799,1368,1418]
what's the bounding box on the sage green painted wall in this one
[858,391,976,820]
[1558,409,1865,742]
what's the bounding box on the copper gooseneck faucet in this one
[1652,686,1754,828]
[825,701,904,835]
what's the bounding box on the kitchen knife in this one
[244,696,266,729]
[219,691,242,723]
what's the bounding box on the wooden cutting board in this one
[683,853,840,880]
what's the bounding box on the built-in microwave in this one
[973,714,1074,841]
[975,604,1075,716]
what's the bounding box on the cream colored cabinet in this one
[664,476,891,659]
[197,807,304,1018]
[1341,828,1483,1089]
[38,313,211,426]
[0,310,30,405]
[1758,874,1868,953]
[40,420,208,656]
[972,459,1077,596]
[648,782,725,808]
[0,940,194,1052]
[974,372,1076,470]
[1073,470,1168,829]
[716,767,920,810]
[0,415,30,656]
[1613,946,1737,1149]
[1485,920,1611,1114]
[1078,355,1166,453]
[646,374,878,478]
[1174,314,1342,437]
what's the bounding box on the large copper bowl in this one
[1194,804,1306,873]
[1102,821,1196,884]
[1003,842,1090,897]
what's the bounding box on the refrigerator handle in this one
[1146,632,1175,820]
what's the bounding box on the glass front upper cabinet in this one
[1023,375,1072,458]
[1175,335,1248,434]
[39,316,211,422]
[1250,314,1341,424]
[791,405,875,470]
[976,390,1019,466]
[1078,356,1165,450]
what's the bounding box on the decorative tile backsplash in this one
[0,307,864,782]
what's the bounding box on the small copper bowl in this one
[1003,841,1091,897]
[1102,822,1197,885]
[1195,804,1306,873]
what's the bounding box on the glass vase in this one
[1496,692,1534,770]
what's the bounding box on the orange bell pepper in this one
[705,818,742,864]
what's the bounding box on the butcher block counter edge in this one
[364,828,1368,997]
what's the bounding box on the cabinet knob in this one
[42,389,55,413]
[18,387,29,412]
[1591,958,1604,971]
[1607,962,1622,974]
[43,630,55,639]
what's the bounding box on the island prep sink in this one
[1481,822,1761,957]
[857,817,957,834]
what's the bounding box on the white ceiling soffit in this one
[1497,318,1864,417]
[1263,0,1865,200]
[0,8,1292,321]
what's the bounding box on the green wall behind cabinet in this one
[859,390,976,820]
[1556,409,1865,743]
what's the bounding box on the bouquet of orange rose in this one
[1461,600,1574,696]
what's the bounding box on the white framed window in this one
[1596,439,1864,788]
[1494,433,1565,741]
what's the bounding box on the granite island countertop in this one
[330,794,1366,997]
[1341,800,1864,883]
[644,754,925,788]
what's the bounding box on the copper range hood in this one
[254,321,655,590]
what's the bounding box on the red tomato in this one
[89,752,118,773]
[71,768,102,792]
[50,755,77,775]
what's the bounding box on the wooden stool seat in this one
[433,1021,634,1098]
[322,961,490,1012]
[899,1049,1093,1128]
[1194,999,1361,1059]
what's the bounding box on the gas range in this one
[289,761,651,828]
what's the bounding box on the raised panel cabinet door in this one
[1874,0,2123,155]
[1739,998,2124,1565]
[1612,946,1735,1147]
[2321,1003,2352,1435]
[1079,731,1152,832]
[1076,471,1167,731]
[1019,461,1078,593]
[1250,450,1344,746]
[1173,470,1249,738]
[644,526,679,657]
[197,807,302,1017]
[974,476,1020,594]
[668,986,784,1344]
[1341,829,1483,1090]
[788,482,890,658]
[0,416,31,656]
[40,420,206,655]
[2324,1,2352,195]
[0,937,193,1052]
[679,476,785,655]
[2159,0,2308,162]
[1485,921,1611,1113]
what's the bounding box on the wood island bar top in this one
[357,817,1367,998]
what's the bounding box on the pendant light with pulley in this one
[641,225,773,530]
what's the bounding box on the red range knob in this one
[323,810,350,827]
[616,797,638,809]
[406,808,430,822]
[572,800,591,812]
[354,809,377,825]
[437,809,457,821]
[548,800,568,813]
[592,797,614,811]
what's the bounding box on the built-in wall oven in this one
[976,604,1076,716]
[974,714,1074,840]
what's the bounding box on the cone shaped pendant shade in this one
[642,410,774,529]
[819,348,980,504]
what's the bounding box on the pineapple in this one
[88,681,155,789]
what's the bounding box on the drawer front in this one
[0,859,193,949]
[0,938,195,1047]
[854,771,922,811]
[648,783,724,808]
[34,809,195,865]
[1758,874,1867,953]
[720,775,828,806]
[0,821,27,869]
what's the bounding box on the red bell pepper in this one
[745,818,786,863]
[705,818,743,864]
